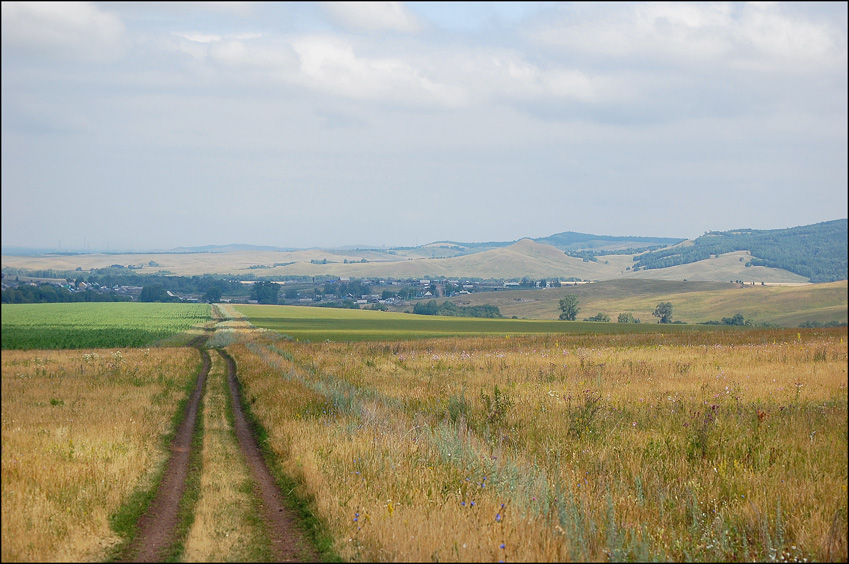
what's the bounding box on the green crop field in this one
[1,302,212,350]
[233,304,736,342]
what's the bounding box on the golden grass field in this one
[227,325,847,562]
[2,305,846,562]
[1,347,199,562]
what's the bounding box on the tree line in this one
[1,284,131,304]
[559,295,670,323]
[413,300,503,318]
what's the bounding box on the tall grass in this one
[1,347,199,561]
[226,327,848,562]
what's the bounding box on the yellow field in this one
[2,317,846,562]
[228,327,848,562]
[1,347,199,562]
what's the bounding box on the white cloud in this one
[172,31,263,44]
[321,1,422,33]
[290,36,465,107]
[476,54,604,103]
[1,2,129,62]
[528,2,846,72]
[2,2,844,250]
[734,3,847,72]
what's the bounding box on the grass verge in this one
[218,348,341,562]
[105,350,205,562]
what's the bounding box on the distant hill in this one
[632,219,847,282]
[2,220,846,283]
[534,232,684,252]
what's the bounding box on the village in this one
[0,268,579,306]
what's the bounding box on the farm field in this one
[233,303,738,342]
[1,302,846,562]
[228,325,848,562]
[0,347,201,561]
[444,279,849,326]
[0,302,212,350]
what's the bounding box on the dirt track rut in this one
[218,349,318,562]
[119,337,317,562]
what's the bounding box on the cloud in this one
[528,2,846,73]
[1,2,129,62]
[321,1,422,33]
[733,3,847,72]
[290,36,466,107]
[172,31,262,44]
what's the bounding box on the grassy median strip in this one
[183,351,272,562]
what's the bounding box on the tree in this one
[585,312,610,322]
[721,313,746,326]
[653,301,673,323]
[559,295,580,321]
[617,312,636,323]
[140,284,169,302]
[203,284,223,303]
[251,281,279,304]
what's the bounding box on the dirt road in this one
[118,336,317,562]
[119,341,210,562]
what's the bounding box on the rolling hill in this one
[2,220,845,284]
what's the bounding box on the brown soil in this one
[218,348,319,562]
[118,338,318,562]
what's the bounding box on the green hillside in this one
[633,219,847,282]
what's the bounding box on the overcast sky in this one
[2,2,847,251]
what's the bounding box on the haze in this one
[2,2,847,252]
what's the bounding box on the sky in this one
[1,1,847,252]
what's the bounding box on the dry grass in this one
[183,352,270,562]
[227,327,848,562]
[1,347,198,562]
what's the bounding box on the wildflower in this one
[496,513,502,522]
[500,544,506,549]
